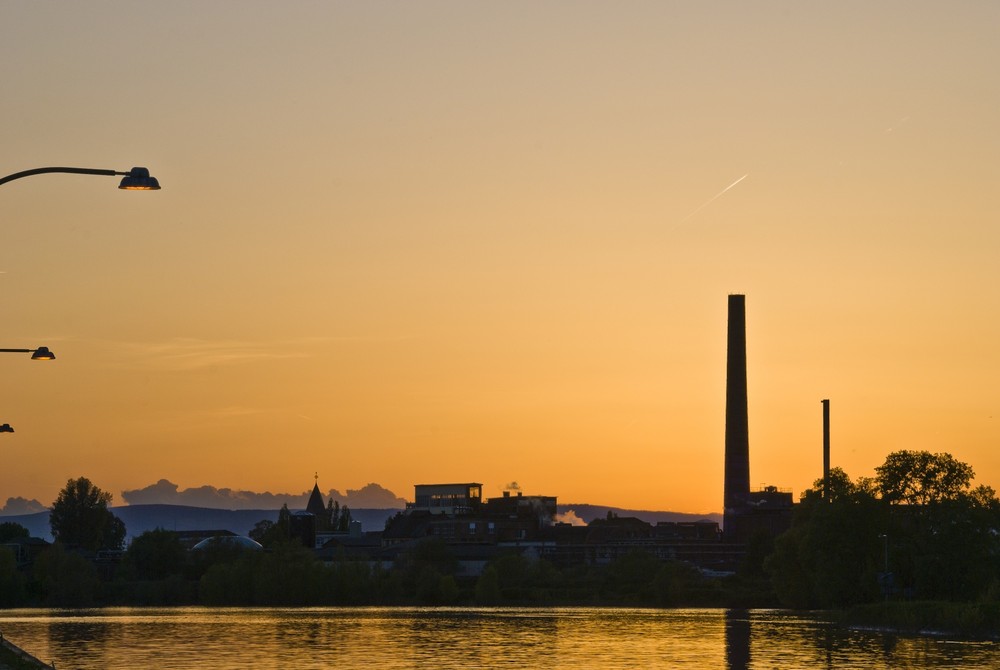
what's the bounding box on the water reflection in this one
[410,608,560,668]
[0,607,995,669]
[724,609,750,670]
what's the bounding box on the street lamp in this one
[0,166,161,190]
[0,347,56,360]
[878,533,891,602]
[1,347,55,435]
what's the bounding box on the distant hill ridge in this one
[2,503,722,542]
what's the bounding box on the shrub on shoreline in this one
[839,601,1000,640]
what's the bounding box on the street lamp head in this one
[0,423,13,433]
[2,165,162,189]
[118,167,161,191]
[31,346,56,361]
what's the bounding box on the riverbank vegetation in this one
[0,532,766,608]
[765,451,1000,610]
[838,601,1000,640]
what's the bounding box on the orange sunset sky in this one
[3,2,999,514]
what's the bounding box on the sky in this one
[2,2,999,515]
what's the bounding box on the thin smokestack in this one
[724,294,750,537]
[822,399,830,501]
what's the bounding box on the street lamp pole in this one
[878,533,890,602]
[1,166,160,190]
[880,534,889,572]
[1,346,57,434]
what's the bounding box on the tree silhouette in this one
[249,504,293,548]
[768,451,1000,606]
[323,498,340,531]
[875,450,974,505]
[49,477,125,551]
[249,519,275,544]
[338,505,352,532]
[0,521,29,543]
[766,474,885,608]
[125,528,186,580]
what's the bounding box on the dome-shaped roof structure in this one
[191,535,264,551]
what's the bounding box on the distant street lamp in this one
[1,347,55,435]
[878,533,891,601]
[0,347,57,360]
[0,166,161,190]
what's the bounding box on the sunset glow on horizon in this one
[3,2,999,515]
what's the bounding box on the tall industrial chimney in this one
[724,294,751,539]
[822,399,830,501]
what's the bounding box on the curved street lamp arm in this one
[0,166,125,186]
[0,347,55,360]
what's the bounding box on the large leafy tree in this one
[875,451,999,600]
[875,450,974,505]
[0,521,29,543]
[766,468,885,608]
[49,477,126,551]
[249,504,292,548]
[33,542,101,606]
[768,453,1000,606]
[125,528,186,580]
[0,546,27,606]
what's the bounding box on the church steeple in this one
[306,472,326,516]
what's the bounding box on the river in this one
[0,607,995,669]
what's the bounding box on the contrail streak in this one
[679,173,748,223]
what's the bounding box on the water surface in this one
[0,607,995,669]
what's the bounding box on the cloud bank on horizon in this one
[0,497,47,516]
[117,479,409,510]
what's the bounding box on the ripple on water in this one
[0,607,996,670]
